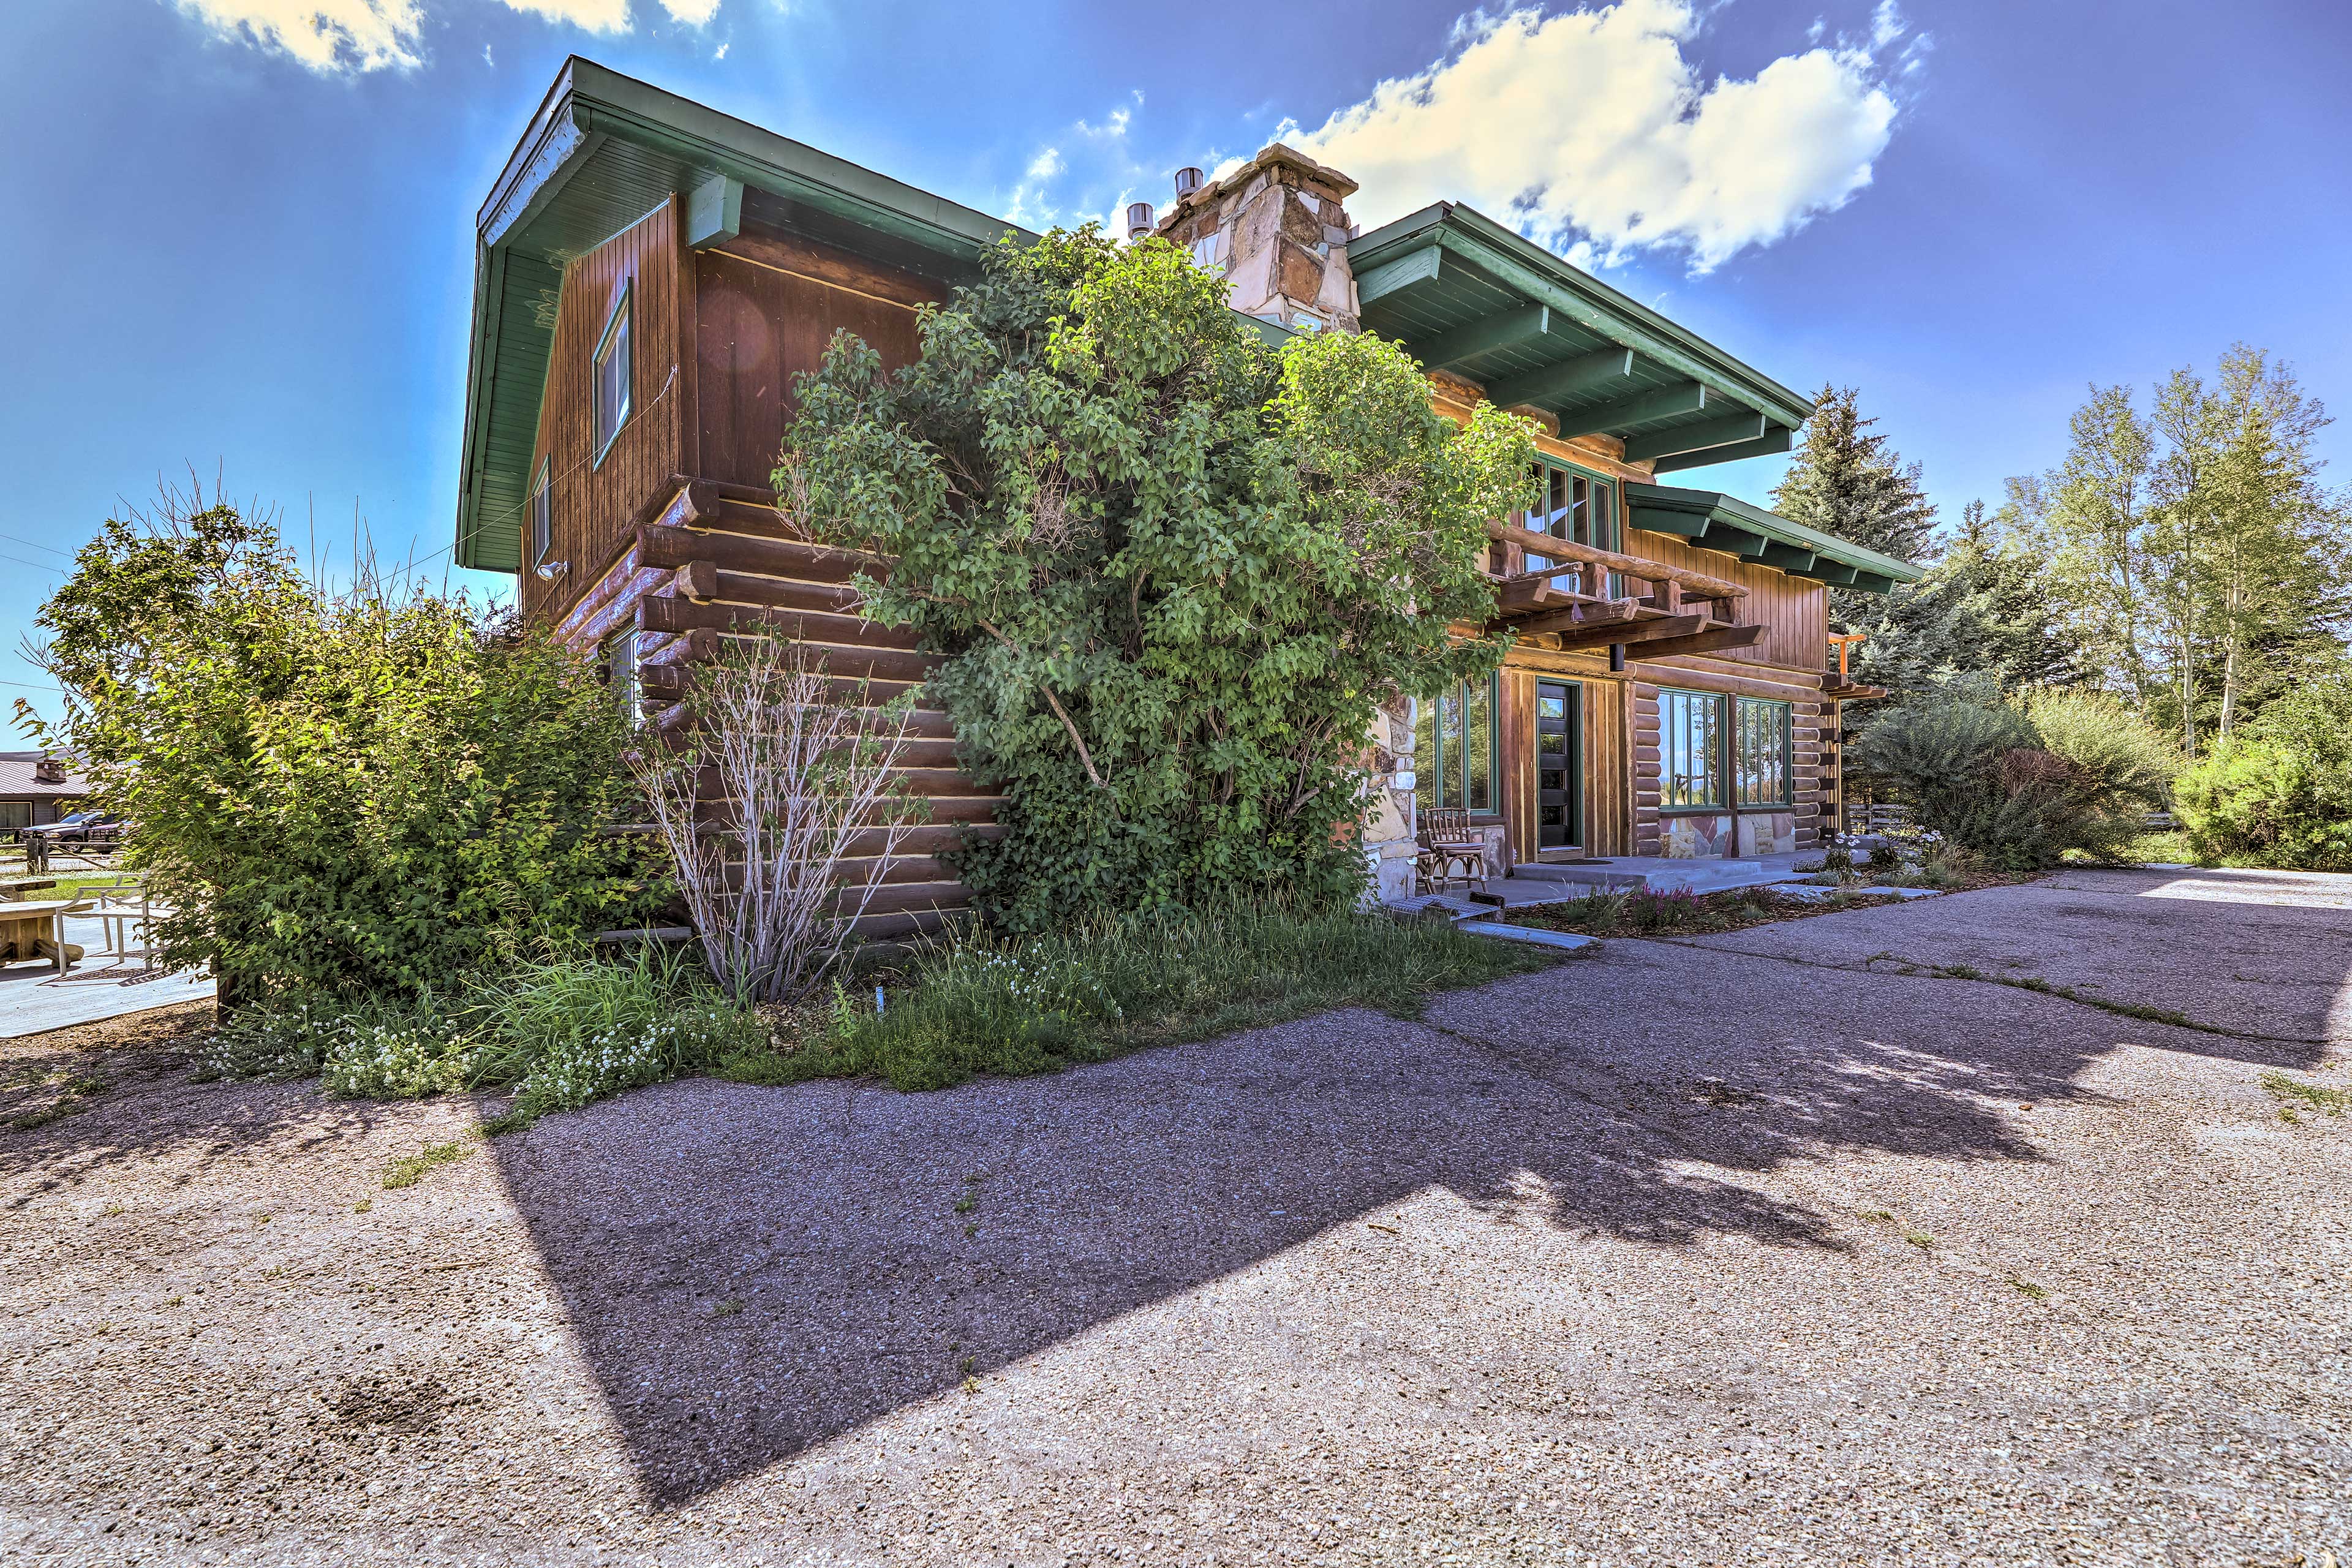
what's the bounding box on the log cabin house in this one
[453,60,1922,930]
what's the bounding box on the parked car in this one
[21,812,126,869]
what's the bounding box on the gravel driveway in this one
[3,868,2347,1565]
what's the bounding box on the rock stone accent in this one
[1155,145,1361,335]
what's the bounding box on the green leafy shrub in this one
[468,949,764,1115]
[198,946,762,1120]
[2018,688,2177,853]
[786,227,1535,930]
[720,899,1552,1092]
[27,491,657,1003]
[1851,689,2157,870]
[2175,671,2352,869]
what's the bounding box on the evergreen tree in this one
[1771,385,1938,629]
[1847,499,2082,731]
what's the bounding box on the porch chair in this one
[1415,807,1489,897]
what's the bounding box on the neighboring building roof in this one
[455,58,1036,573]
[1346,203,1817,472]
[0,752,88,800]
[1624,483,1924,593]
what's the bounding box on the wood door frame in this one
[1532,676,1584,860]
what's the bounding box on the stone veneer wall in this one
[1153,144,1362,334]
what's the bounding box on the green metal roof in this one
[1348,204,1815,472]
[454,58,1033,573]
[1623,482,1923,594]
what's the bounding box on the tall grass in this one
[197,944,763,1120]
[722,900,1557,1092]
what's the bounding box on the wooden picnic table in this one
[0,876,59,901]
[0,899,88,974]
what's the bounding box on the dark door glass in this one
[1535,680,1580,849]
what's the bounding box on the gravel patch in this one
[2,879,2347,1566]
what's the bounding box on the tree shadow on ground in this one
[0,1008,399,1208]
[486,933,2336,1509]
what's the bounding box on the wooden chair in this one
[1416,807,1488,897]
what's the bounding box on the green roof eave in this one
[454,58,1035,573]
[1622,481,1924,589]
[1348,204,1816,436]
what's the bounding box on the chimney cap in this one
[1174,166,1204,198]
[1125,202,1155,241]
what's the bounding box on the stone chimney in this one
[1154,144,1361,334]
[31,755,66,785]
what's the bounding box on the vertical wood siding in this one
[693,230,939,491]
[519,202,683,628]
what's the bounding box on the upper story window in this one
[528,458,551,568]
[593,284,633,465]
[1510,459,1619,595]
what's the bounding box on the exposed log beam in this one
[1649,427,1793,472]
[1485,347,1635,412]
[1416,304,1551,372]
[1539,611,1708,649]
[1623,411,1770,464]
[1559,382,1709,439]
[1628,624,1766,660]
[1484,519,1746,599]
[1511,600,1645,638]
[1496,576,1600,612]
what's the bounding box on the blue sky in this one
[2,0,2348,729]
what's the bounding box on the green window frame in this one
[1735,697,1793,807]
[592,282,633,467]
[1414,673,1498,816]
[1510,457,1620,595]
[1659,687,1721,810]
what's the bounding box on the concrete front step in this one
[1513,859,1770,891]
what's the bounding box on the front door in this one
[1535,679,1581,853]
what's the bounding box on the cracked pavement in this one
[2,867,2348,1565]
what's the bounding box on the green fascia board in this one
[1624,481,1924,587]
[457,56,1036,571]
[1349,204,1815,431]
[1649,428,1795,472]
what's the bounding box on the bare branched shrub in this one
[634,636,924,1004]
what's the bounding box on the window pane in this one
[1438,688,1464,809]
[1464,677,1493,813]
[1662,690,1721,808]
[1735,698,1789,806]
[1414,696,1438,816]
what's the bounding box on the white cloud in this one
[498,0,631,32]
[1026,146,1065,181]
[660,0,722,22]
[1284,0,1902,273]
[714,39,729,58]
[173,0,427,72]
